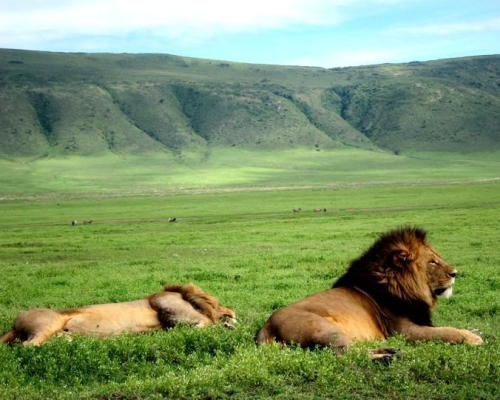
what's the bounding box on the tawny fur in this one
[1,283,236,346]
[256,227,483,353]
[163,284,220,323]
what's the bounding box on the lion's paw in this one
[369,347,401,364]
[459,329,483,345]
[221,322,236,330]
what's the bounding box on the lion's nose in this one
[449,271,457,278]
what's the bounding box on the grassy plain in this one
[1,148,499,196]
[0,180,499,398]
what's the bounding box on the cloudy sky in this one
[1,0,499,68]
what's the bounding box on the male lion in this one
[1,283,236,346]
[256,227,482,358]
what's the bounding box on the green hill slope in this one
[1,49,499,157]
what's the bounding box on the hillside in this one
[1,49,500,157]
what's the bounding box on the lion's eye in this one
[430,260,439,265]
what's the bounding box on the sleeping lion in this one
[1,283,236,345]
[256,227,483,359]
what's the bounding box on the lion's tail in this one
[164,283,219,323]
[0,329,19,345]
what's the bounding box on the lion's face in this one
[422,246,457,299]
[335,227,458,309]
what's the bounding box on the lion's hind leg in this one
[256,308,351,355]
[14,308,69,345]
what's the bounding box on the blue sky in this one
[1,0,499,67]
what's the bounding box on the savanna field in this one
[1,150,500,398]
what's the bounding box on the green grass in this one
[1,183,499,398]
[1,149,499,196]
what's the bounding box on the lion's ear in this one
[392,250,412,269]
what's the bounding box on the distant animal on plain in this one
[293,208,302,213]
[1,283,236,346]
[168,217,177,222]
[71,220,77,226]
[83,220,93,225]
[256,227,483,361]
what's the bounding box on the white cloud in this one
[396,16,500,35]
[0,0,419,49]
[1,0,497,67]
[0,0,347,43]
[288,48,403,68]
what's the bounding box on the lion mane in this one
[256,227,482,356]
[1,283,236,346]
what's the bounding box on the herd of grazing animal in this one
[294,208,327,213]
[71,208,321,227]
[71,220,92,226]
[70,218,177,226]
[1,227,483,364]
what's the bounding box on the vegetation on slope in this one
[1,49,499,157]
